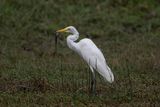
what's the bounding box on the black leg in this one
[90,71,96,95]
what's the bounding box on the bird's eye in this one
[68,28,71,31]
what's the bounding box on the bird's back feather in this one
[77,38,114,83]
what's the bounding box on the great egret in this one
[57,26,114,94]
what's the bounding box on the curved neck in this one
[67,33,79,41]
[66,33,79,51]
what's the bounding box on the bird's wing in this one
[77,38,114,83]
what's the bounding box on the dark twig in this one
[54,32,58,54]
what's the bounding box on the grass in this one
[0,0,160,106]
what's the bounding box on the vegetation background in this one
[0,0,160,106]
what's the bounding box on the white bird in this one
[57,26,114,94]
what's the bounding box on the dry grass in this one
[0,0,160,106]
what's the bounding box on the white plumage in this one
[76,38,114,83]
[57,26,114,93]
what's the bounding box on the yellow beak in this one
[56,28,68,33]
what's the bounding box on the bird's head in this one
[56,26,79,35]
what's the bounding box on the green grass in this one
[0,0,160,106]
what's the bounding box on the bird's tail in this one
[98,65,114,83]
[104,66,114,83]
